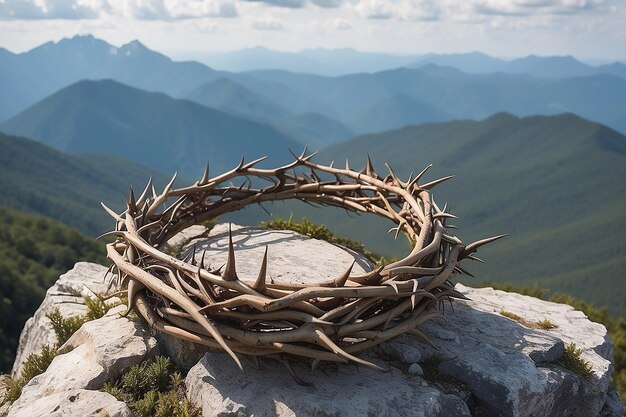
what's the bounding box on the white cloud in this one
[354,0,439,21]
[0,0,101,20]
[247,14,284,30]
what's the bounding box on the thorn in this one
[101,202,121,220]
[199,161,210,185]
[253,246,268,292]
[345,158,351,171]
[365,154,376,177]
[163,172,178,195]
[223,224,238,281]
[136,177,153,206]
[334,261,354,287]
[236,156,245,170]
[463,234,508,256]
[421,175,454,190]
[199,249,207,270]
[410,164,432,187]
[467,255,484,263]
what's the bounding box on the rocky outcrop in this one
[11,262,112,378]
[7,305,158,417]
[5,224,624,417]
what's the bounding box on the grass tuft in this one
[103,356,200,417]
[537,318,558,330]
[1,295,117,407]
[562,343,594,378]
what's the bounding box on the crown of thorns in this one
[103,150,503,375]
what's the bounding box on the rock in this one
[598,386,625,416]
[184,223,373,285]
[8,305,158,417]
[409,363,424,376]
[0,375,10,416]
[380,284,616,417]
[11,262,112,378]
[8,389,133,417]
[166,224,208,249]
[186,352,472,417]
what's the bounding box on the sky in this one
[0,0,625,61]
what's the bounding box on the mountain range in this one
[0,79,302,177]
[184,47,626,79]
[2,35,626,138]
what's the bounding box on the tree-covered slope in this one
[283,113,626,314]
[0,132,171,235]
[0,207,106,371]
[0,79,303,177]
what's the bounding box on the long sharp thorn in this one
[223,224,238,281]
[163,172,178,194]
[415,163,432,181]
[334,261,354,287]
[408,328,437,349]
[329,160,335,169]
[454,265,475,278]
[96,230,123,240]
[299,146,308,160]
[467,255,484,263]
[365,154,376,177]
[242,155,269,170]
[464,234,508,255]
[199,162,210,185]
[384,162,398,181]
[101,202,121,220]
[421,175,454,190]
[345,158,350,171]
[136,177,153,206]
[127,187,137,212]
[253,246,268,292]
[199,249,207,270]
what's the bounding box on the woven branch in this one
[103,150,504,372]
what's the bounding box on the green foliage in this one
[47,309,88,347]
[536,318,558,330]
[1,344,58,405]
[0,206,107,372]
[103,356,200,417]
[563,343,594,378]
[0,132,172,236]
[260,217,381,264]
[499,309,558,330]
[1,299,117,407]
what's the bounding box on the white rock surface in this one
[379,284,621,417]
[8,389,133,417]
[7,305,158,417]
[11,262,112,378]
[184,223,373,285]
[186,352,472,417]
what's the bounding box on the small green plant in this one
[261,217,382,263]
[499,309,523,322]
[562,343,594,378]
[537,318,558,330]
[47,309,89,346]
[1,344,58,404]
[103,356,200,417]
[1,296,117,407]
[500,309,560,330]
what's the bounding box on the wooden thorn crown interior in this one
[104,151,501,371]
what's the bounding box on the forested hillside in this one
[0,132,170,235]
[0,207,106,371]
